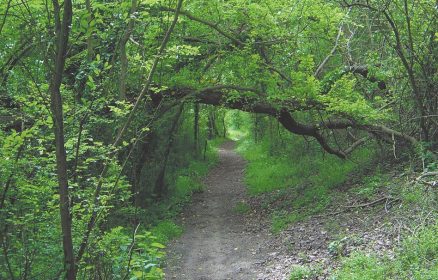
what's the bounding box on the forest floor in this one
[165,141,404,280]
[165,141,277,279]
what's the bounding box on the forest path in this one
[165,141,274,280]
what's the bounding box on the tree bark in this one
[49,0,75,279]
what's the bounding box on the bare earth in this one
[165,141,400,280]
[165,141,275,280]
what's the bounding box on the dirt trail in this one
[165,141,402,279]
[165,141,274,280]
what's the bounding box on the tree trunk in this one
[131,133,152,208]
[49,0,75,279]
[154,104,184,197]
[222,112,226,138]
[119,0,138,100]
[207,109,218,139]
[194,103,199,152]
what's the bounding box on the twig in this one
[314,8,352,77]
[415,172,438,181]
[315,196,401,217]
[343,196,400,209]
[122,223,141,280]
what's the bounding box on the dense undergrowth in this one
[334,222,438,279]
[77,138,222,279]
[228,111,438,279]
[235,125,376,233]
[330,172,438,279]
[288,220,438,280]
[0,103,223,279]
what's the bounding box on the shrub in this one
[289,264,321,280]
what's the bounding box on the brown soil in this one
[165,141,400,280]
[165,141,276,280]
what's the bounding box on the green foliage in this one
[289,264,322,280]
[238,135,373,196]
[233,201,251,214]
[333,223,438,280]
[151,220,183,244]
[318,75,386,122]
[333,252,387,280]
[397,223,438,279]
[236,117,375,232]
[79,226,165,279]
[1,0,436,276]
[351,173,387,200]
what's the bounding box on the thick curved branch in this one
[182,85,419,157]
[193,86,346,157]
[347,65,387,90]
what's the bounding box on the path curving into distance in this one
[165,141,274,280]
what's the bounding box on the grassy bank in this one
[236,136,375,233]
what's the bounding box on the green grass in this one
[289,264,322,280]
[237,138,374,195]
[151,220,183,244]
[272,211,304,233]
[334,252,387,280]
[333,222,438,279]
[233,201,251,214]
[350,172,387,200]
[237,136,375,232]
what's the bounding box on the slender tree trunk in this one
[194,103,199,152]
[222,112,226,138]
[85,0,94,61]
[253,114,259,143]
[119,0,138,100]
[49,0,75,279]
[207,110,218,139]
[154,104,184,197]
[212,111,219,136]
[132,134,152,207]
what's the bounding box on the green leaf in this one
[150,242,166,249]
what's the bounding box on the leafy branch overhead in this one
[148,0,436,157]
[0,0,436,279]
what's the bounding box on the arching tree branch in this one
[162,85,420,158]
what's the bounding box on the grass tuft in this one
[237,136,375,232]
[233,201,251,214]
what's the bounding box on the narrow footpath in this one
[165,141,274,280]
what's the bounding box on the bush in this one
[333,223,438,279]
[151,220,183,244]
[78,226,166,279]
[333,252,388,280]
